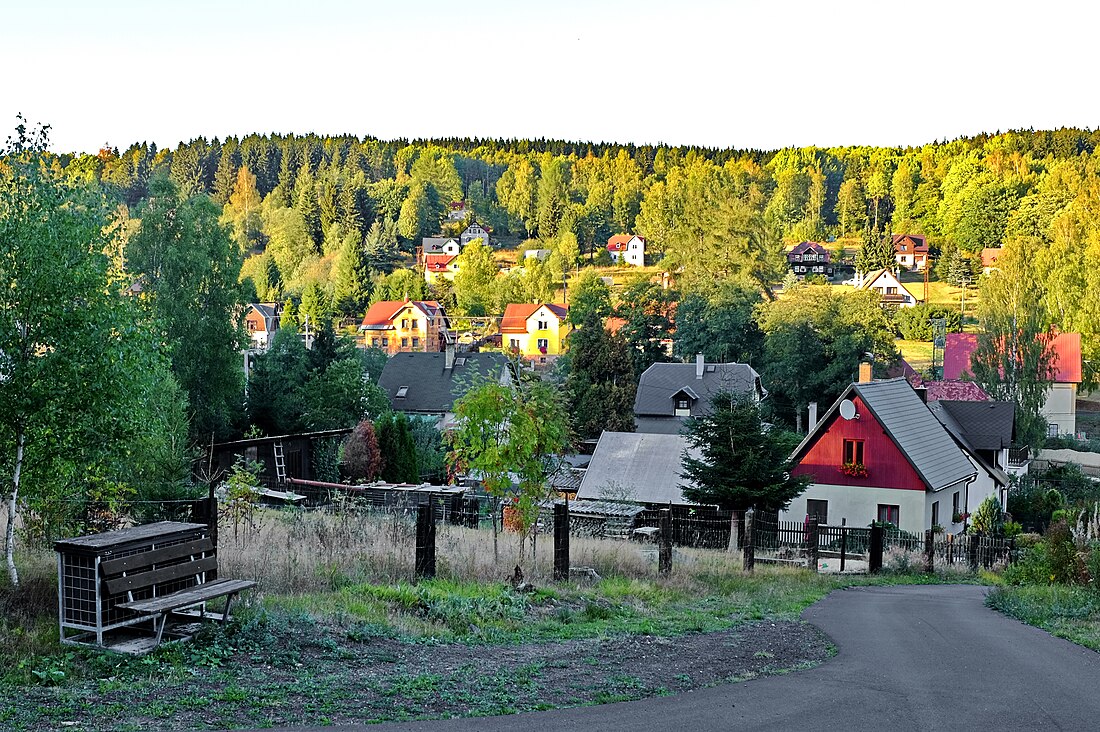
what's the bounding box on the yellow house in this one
[501,303,570,366]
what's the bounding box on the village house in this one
[786,241,834,280]
[500,302,570,366]
[377,347,513,428]
[633,355,766,434]
[893,234,929,271]
[446,201,467,222]
[607,234,646,266]
[943,331,1083,438]
[981,247,1002,275]
[784,376,1005,536]
[460,221,491,248]
[423,254,460,284]
[421,237,461,258]
[359,300,451,355]
[857,267,921,307]
[244,303,282,350]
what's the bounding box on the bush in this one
[893,304,962,341]
[1046,520,1085,584]
[1002,544,1053,585]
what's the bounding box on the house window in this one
[931,501,940,528]
[537,320,548,330]
[677,400,689,410]
[953,491,960,519]
[806,499,828,524]
[537,338,549,351]
[411,319,418,329]
[886,287,898,295]
[371,338,379,347]
[247,320,257,333]
[411,337,420,348]
[381,338,388,347]
[401,319,409,328]
[842,439,865,466]
[877,504,900,526]
[509,338,520,350]
[1048,423,1060,437]
[396,386,408,398]
[401,337,409,347]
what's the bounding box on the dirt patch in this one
[7,621,831,731]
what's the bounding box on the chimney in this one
[696,353,705,379]
[445,343,455,370]
[858,362,873,383]
[915,386,928,403]
[808,401,818,432]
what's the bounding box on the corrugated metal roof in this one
[634,362,762,418]
[576,432,700,505]
[943,332,1081,383]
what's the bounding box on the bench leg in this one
[221,593,238,623]
[153,613,168,645]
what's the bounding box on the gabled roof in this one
[361,300,445,330]
[892,234,928,252]
[787,241,830,260]
[943,332,1082,383]
[424,254,458,271]
[607,234,641,251]
[981,248,1002,268]
[377,351,510,414]
[634,361,764,419]
[249,303,281,331]
[791,379,976,492]
[858,268,920,301]
[928,400,1013,486]
[422,237,454,253]
[576,431,701,505]
[500,303,568,333]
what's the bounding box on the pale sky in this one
[3,0,1097,154]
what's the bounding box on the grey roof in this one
[634,362,764,418]
[928,401,1011,487]
[556,500,646,519]
[793,379,976,491]
[378,352,511,414]
[929,401,1014,451]
[577,432,701,505]
[422,237,453,253]
[634,417,690,435]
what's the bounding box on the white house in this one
[460,222,491,248]
[607,234,645,266]
[857,268,921,308]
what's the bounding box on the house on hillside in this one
[244,303,282,350]
[858,268,921,308]
[944,331,1082,437]
[421,237,461,258]
[500,303,570,366]
[634,355,766,434]
[607,234,646,266]
[787,241,834,280]
[981,248,1002,275]
[576,431,701,507]
[446,202,467,222]
[359,300,451,355]
[377,347,513,427]
[785,378,993,536]
[424,254,460,284]
[460,222,491,247]
[893,234,929,271]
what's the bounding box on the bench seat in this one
[117,578,256,615]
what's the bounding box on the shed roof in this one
[577,432,700,505]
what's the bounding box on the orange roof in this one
[361,300,443,329]
[501,303,568,333]
[424,254,457,272]
[892,234,928,253]
[981,248,1002,268]
[605,316,627,334]
[607,234,633,251]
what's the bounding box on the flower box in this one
[839,462,869,478]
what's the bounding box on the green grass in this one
[896,340,934,372]
[987,585,1100,651]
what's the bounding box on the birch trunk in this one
[6,428,25,587]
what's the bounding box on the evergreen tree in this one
[565,311,637,440]
[566,268,612,326]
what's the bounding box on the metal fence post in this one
[869,523,884,574]
[968,533,980,571]
[742,508,755,573]
[658,509,672,575]
[806,516,819,572]
[415,500,436,578]
[553,501,570,581]
[924,530,935,573]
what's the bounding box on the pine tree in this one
[566,311,637,439]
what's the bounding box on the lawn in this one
[987,585,1100,652]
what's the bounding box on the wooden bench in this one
[101,536,255,646]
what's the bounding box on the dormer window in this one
[396,386,409,398]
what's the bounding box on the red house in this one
[785,378,980,535]
[893,234,929,271]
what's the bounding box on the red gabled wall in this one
[792,395,926,491]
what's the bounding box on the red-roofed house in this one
[944,331,1083,436]
[981,248,1002,275]
[424,254,459,284]
[607,234,645,266]
[893,234,929,271]
[787,241,834,279]
[501,303,570,366]
[360,300,451,355]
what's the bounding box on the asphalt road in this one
[279,585,1100,731]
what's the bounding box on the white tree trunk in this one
[6,428,25,587]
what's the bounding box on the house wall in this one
[783,483,928,534]
[625,236,645,266]
[792,396,926,492]
[245,310,271,348]
[1042,383,1077,436]
[504,306,570,364]
[365,305,446,355]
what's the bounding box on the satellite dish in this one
[839,399,858,420]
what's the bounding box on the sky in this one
[3,0,1097,154]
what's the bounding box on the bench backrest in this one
[100,538,217,596]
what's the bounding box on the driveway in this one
[280,585,1100,731]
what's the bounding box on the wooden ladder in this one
[273,441,287,485]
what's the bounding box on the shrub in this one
[1046,520,1085,584]
[1002,544,1052,585]
[893,304,962,341]
[969,495,1005,536]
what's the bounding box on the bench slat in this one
[117,579,257,615]
[100,538,214,576]
[103,556,218,596]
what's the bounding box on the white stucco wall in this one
[1042,383,1077,436]
[783,484,928,535]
